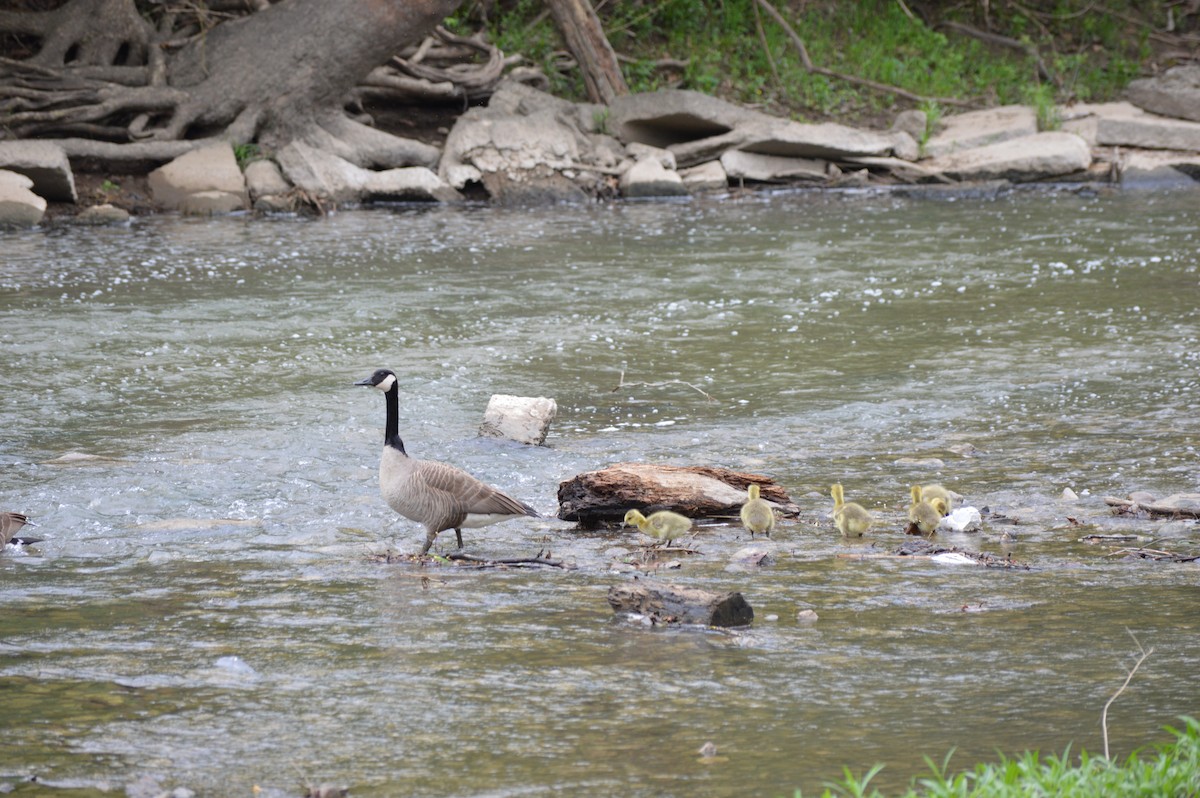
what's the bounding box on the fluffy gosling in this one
[623,508,692,547]
[919,484,953,511]
[739,484,776,539]
[907,486,948,536]
[831,483,874,537]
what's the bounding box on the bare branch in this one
[1101,630,1154,760]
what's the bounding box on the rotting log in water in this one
[558,462,798,527]
[1105,494,1200,519]
[607,581,754,627]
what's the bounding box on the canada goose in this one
[830,483,873,537]
[907,486,947,536]
[919,484,953,511]
[356,368,538,555]
[623,508,692,547]
[1,512,39,546]
[739,483,775,539]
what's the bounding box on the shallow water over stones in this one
[1,187,1197,796]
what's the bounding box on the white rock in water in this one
[480,394,557,445]
[931,552,979,566]
[1061,487,1079,500]
[937,506,983,533]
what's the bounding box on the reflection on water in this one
[1,188,1198,796]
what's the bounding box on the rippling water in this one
[1,187,1198,796]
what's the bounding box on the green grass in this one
[460,0,1164,125]
[795,717,1200,798]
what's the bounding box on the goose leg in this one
[421,529,438,555]
[454,528,464,549]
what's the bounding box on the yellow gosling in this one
[907,485,942,536]
[831,483,874,537]
[624,508,692,547]
[739,483,776,539]
[919,484,953,512]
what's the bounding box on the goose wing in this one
[413,459,537,530]
[1,512,29,545]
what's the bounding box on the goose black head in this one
[355,368,397,392]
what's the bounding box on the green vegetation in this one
[795,717,1200,798]
[461,1,1166,125]
[233,142,262,169]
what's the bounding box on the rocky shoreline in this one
[2,65,1199,227]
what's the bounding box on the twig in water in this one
[1101,629,1154,760]
[612,369,717,402]
[445,551,574,569]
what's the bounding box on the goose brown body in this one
[357,369,538,554]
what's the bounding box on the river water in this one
[1,187,1198,797]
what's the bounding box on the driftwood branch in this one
[444,551,574,569]
[612,369,717,402]
[1101,630,1153,760]
[1104,496,1200,518]
[752,0,975,108]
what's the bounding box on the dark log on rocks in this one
[607,581,753,627]
[557,462,798,527]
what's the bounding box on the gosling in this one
[919,484,953,511]
[831,483,874,537]
[623,508,692,547]
[907,486,948,536]
[739,483,775,539]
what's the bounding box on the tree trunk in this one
[1,0,461,168]
[544,0,627,104]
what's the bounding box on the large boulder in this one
[439,80,608,203]
[0,169,47,227]
[148,143,247,212]
[1126,65,1200,123]
[924,131,1091,181]
[0,141,77,203]
[922,105,1038,158]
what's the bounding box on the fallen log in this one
[557,462,798,527]
[1104,494,1200,519]
[607,581,754,627]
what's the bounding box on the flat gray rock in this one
[923,105,1038,158]
[0,140,77,203]
[925,131,1091,181]
[1126,65,1200,122]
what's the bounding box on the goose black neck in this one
[383,381,406,454]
